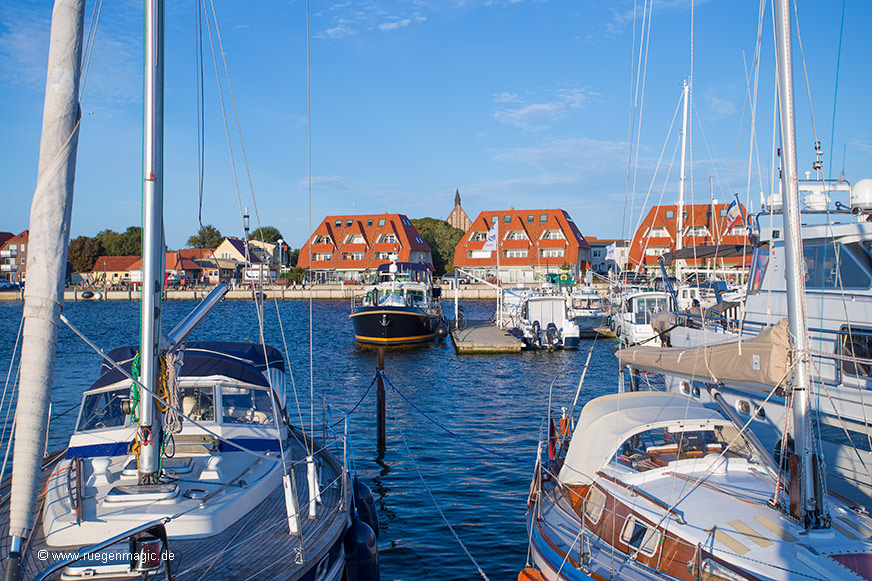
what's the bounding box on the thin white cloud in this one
[490,136,627,176]
[704,87,736,119]
[0,6,51,89]
[492,88,589,132]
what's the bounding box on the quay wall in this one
[0,285,509,302]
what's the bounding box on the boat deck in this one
[452,320,523,353]
[0,432,348,581]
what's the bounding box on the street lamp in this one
[277,239,284,270]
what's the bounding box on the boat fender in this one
[369,289,379,305]
[434,321,449,340]
[81,291,94,299]
[615,324,621,337]
[352,477,380,539]
[608,316,616,332]
[344,517,379,581]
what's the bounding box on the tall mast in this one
[5,0,85,574]
[676,79,689,253]
[138,0,165,484]
[772,0,829,528]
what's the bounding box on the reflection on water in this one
[0,299,622,580]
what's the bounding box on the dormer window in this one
[469,231,487,242]
[541,230,565,241]
[377,233,397,244]
[505,230,528,241]
[312,235,332,245]
[334,219,342,227]
[644,227,669,238]
[684,226,710,237]
[344,234,365,244]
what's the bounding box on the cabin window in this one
[78,388,128,431]
[612,425,753,474]
[583,486,607,524]
[803,243,871,289]
[632,296,666,325]
[620,516,660,556]
[181,387,215,422]
[746,245,769,295]
[838,326,872,379]
[221,386,274,425]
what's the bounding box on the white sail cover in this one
[616,318,791,391]
[559,391,725,486]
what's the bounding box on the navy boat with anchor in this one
[349,257,448,345]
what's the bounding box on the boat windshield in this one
[78,388,129,432]
[632,296,666,325]
[221,386,275,425]
[612,425,754,473]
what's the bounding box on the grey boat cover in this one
[616,318,790,390]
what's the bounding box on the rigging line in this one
[791,0,820,148]
[330,374,377,428]
[387,395,490,581]
[78,0,104,100]
[630,0,654,235]
[204,0,266,335]
[825,0,846,182]
[307,0,314,459]
[58,314,283,463]
[380,371,530,466]
[622,0,641,241]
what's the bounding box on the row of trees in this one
[66,219,461,276]
[68,227,142,273]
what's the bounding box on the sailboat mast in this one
[772,0,829,528]
[676,79,689,253]
[138,0,165,484]
[5,0,85,573]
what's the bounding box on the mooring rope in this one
[379,370,530,466]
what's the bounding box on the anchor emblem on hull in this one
[380,314,389,327]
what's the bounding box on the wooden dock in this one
[452,319,523,353]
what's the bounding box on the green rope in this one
[129,353,141,423]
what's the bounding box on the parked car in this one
[441,273,470,286]
[0,281,20,290]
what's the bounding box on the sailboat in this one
[0,1,378,579]
[522,1,872,579]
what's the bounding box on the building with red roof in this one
[627,202,749,275]
[297,214,433,283]
[91,255,140,285]
[0,231,27,283]
[452,209,591,283]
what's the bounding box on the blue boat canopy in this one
[94,342,284,390]
[376,262,432,272]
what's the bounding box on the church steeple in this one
[454,188,461,206]
[447,188,471,232]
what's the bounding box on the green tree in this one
[287,247,300,267]
[410,218,464,275]
[249,226,283,244]
[187,225,223,249]
[95,229,122,255]
[68,235,104,272]
[119,226,141,256]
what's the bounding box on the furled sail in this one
[616,318,791,391]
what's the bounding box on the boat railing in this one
[33,518,171,581]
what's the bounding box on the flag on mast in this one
[725,199,743,231]
[482,221,499,252]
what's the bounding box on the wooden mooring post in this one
[376,346,386,453]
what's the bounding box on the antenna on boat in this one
[773,0,830,529]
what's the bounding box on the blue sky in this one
[1,0,870,249]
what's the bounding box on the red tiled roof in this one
[91,255,140,273]
[453,208,589,269]
[627,202,749,267]
[297,213,432,269]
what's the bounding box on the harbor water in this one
[0,299,624,580]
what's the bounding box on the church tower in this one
[446,189,472,232]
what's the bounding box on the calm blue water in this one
[0,299,623,580]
